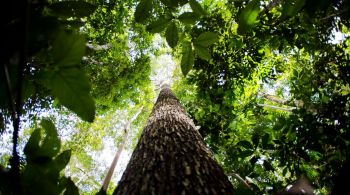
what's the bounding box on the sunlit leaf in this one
[193,32,219,47]
[52,31,86,67]
[194,45,211,61]
[237,0,260,34]
[49,67,96,122]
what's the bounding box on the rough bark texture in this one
[113,85,234,195]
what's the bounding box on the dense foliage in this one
[1,0,350,194]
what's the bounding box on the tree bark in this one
[113,84,234,194]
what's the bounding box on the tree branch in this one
[101,106,144,192]
[228,172,252,189]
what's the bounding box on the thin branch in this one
[258,92,318,114]
[321,8,350,20]
[101,106,144,192]
[258,103,295,112]
[228,172,252,190]
[86,43,112,51]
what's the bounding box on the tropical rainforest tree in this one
[1,0,350,194]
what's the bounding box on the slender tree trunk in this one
[258,92,318,114]
[101,107,144,192]
[113,84,234,194]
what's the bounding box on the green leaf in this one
[189,0,207,16]
[194,45,211,61]
[160,0,188,8]
[160,0,177,8]
[49,67,96,122]
[39,119,61,158]
[64,177,79,195]
[54,150,71,171]
[239,149,254,158]
[178,12,199,24]
[237,140,254,149]
[165,21,179,48]
[52,31,86,67]
[282,0,306,17]
[252,134,260,147]
[236,184,255,195]
[262,133,270,148]
[134,0,153,24]
[146,18,171,33]
[48,1,97,18]
[237,0,260,35]
[181,41,194,76]
[193,32,219,47]
[263,160,274,171]
[24,129,41,158]
[22,164,60,195]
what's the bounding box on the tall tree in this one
[101,106,144,192]
[113,84,234,194]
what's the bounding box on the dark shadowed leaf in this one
[237,140,254,149]
[178,12,199,24]
[236,184,255,195]
[134,0,153,23]
[39,119,61,158]
[160,0,177,8]
[252,134,260,147]
[263,160,274,171]
[54,150,71,171]
[64,177,79,195]
[146,18,171,33]
[166,21,179,48]
[24,129,41,158]
[181,41,194,76]
[48,1,97,18]
[239,149,254,158]
[262,133,270,148]
[189,0,207,16]
[193,32,219,47]
[282,0,306,17]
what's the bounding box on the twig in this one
[228,172,252,190]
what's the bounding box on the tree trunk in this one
[101,107,144,192]
[113,84,234,194]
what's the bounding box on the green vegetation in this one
[1,0,350,194]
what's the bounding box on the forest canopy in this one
[1,0,350,194]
